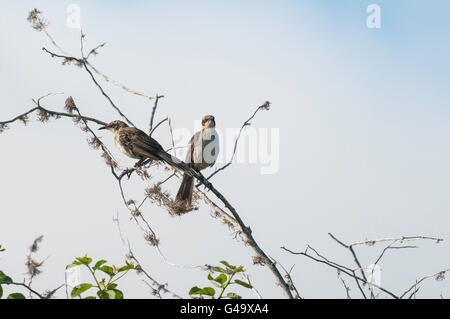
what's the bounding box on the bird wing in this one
[188,130,219,170]
[119,127,164,161]
[120,127,189,172]
[185,131,200,166]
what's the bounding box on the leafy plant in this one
[189,260,253,299]
[66,255,137,299]
[0,245,26,299]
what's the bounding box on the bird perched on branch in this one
[99,120,186,171]
[176,115,219,207]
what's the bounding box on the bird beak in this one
[98,125,107,130]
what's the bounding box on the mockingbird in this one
[176,115,219,207]
[99,120,186,171]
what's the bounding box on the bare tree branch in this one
[149,117,168,137]
[148,94,164,134]
[36,15,156,101]
[112,215,182,299]
[400,269,450,299]
[42,47,135,126]
[201,101,271,184]
[282,233,448,299]
[347,235,444,247]
[281,245,399,299]
[10,282,44,299]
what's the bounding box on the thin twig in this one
[87,61,156,100]
[149,117,168,137]
[167,118,176,157]
[148,94,164,134]
[281,246,399,299]
[348,236,443,247]
[42,47,135,126]
[240,273,263,299]
[10,282,44,299]
[112,216,182,299]
[270,256,301,299]
[400,269,450,299]
[39,19,156,101]
[337,271,351,299]
[202,101,271,183]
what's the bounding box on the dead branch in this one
[34,10,156,102]
[240,273,263,299]
[9,282,44,299]
[337,270,351,299]
[269,255,302,299]
[400,269,450,299]
[345,235,444,247]
[281,245,399,299]
[0,102,107,129]
[149,94,164,134]
[282,233,448,299]
[199,101,271,185]
[42,47,135,126]
[112,215,182,299]
[149,117,168,137]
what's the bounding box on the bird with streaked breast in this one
[176,115,220,207]
[98,120,187,171]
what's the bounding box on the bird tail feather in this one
[175,174,194,206]
[157,151,189,172]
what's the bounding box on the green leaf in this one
[0,271,12,284]
[234,279,253,289]
[7,293,26,299]
[212,267,227,273]
[189,286,215,297]
[111,289,123,299]
[76,255,93,266]
[198,287,216,296]
[107,283,118,290]
[93,260,107,270]
[98,265,115,277]
[234,266,245,273]
[97,289,123,299]
[226,292,242,299]
[65,261,82,270]
[84,296,96,299]
[0,285,3,298]
[207,275,223,288]
[71,283,93,298]
[189,286,202,295]
[220,260,236,270]
[200,287,216,296]
[97,290,109,299]
[208,273,228,285]
[117,264,134,273]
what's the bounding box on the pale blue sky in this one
[0,1,449,298]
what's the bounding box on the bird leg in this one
[122,167,134,179]
[134,158,145,168]
[119,161,145,180]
